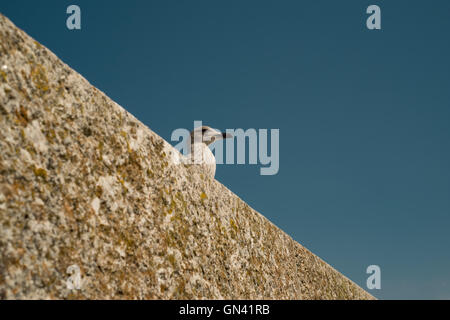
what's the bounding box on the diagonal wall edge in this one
[0,13,374,300]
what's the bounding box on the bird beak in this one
[221,132,233,139]
[211,131,232,141]
[205,129,233,145]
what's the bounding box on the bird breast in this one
[187,143,216,178]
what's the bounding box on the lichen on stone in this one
[0,13,374,300]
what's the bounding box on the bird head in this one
[190,126,233,146]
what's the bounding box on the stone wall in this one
[0,13,374,300]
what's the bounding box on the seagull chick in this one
[186,126,232,178]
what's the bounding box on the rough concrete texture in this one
[0,13,374,300]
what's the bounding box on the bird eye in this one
[202,128,207,134]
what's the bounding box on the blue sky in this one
[1,0,450,299]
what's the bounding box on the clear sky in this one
[1,0,449,299]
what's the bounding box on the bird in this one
[186,126,233,178]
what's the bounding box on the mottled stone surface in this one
[0,13,374,300]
